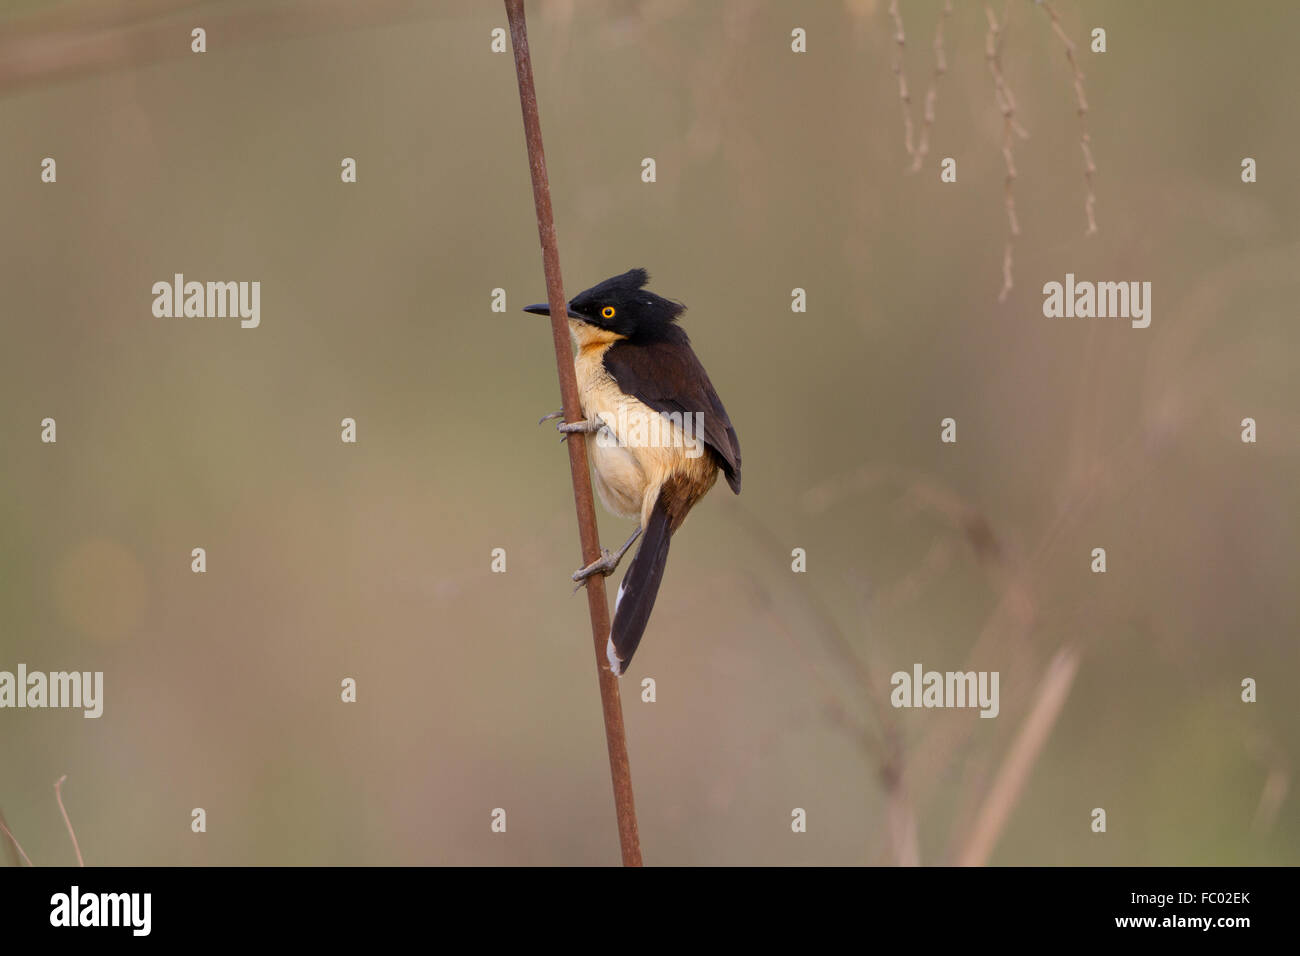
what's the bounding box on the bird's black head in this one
[523,268,685,341]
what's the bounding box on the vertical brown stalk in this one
[504,0,643,867]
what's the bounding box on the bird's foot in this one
[570,527,641,591]
[538,411,604,441]
[573,548,618,583]
[556,418,605,435]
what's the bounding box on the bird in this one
[524,268,741,676]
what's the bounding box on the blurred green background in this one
[0,0,1295,865]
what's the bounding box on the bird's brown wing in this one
[603,333,741,493]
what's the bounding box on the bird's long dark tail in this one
[607,492,673,677]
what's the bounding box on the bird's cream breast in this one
[573,337,718,528]
[574,342,648,520]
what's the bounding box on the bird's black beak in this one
[523,302,585,320]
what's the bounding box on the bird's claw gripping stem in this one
[556,418,604,435]
[573,548,618,583]
[570,526,642,592]
[538,411,603,441]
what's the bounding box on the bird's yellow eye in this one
[601,306,616,319]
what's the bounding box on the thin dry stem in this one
[910,0,954,174]
[0,816,34,867]
[727,503,918,864]
[986,2,1028,302]
[1245,733,1291,835]
[54,775,84,867]
[956,647,1080,866]
[999,242,1014,302]
[728,504,892,751]
[890,0,954,175]
[504,0,643,867]
[882,735,921,866]
[1253,767,1289,834]
[1037,0,1098,234]
[887,0,915,163]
